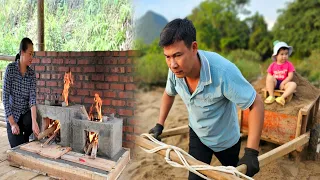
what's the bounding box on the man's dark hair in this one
[159,18,196,48]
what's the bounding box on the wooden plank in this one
[135,136,241,180]
[0,168,39,180]
[61,151,116,171]
[301,95,319,115]
[20,141,71,159]
[259,132,309,167]
[30,175,53,180]
[295,110,303,138]
[7,149,109,180]
[237,108,242,131]
[242,109,298,144]
[0,161,17,176]
[107,149,130,180]
[159,125,189,139]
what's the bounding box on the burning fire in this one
[85,94,103,158]
[39,119,61,147]
[62,71,73,106]
[88,93,103,121]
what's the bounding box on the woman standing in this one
[3,37,40,148]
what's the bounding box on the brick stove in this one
[37,104,123,158]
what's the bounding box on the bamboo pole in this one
[144,125,310,178]
[0,55,15,61]
[135,136,242,180]
[159,125,189,138]
[37,0,45,51]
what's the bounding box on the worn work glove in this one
[148,123,164,141]
[237,147,260,177]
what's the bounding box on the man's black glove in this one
[148,123,164,141]
[237,147,260,177]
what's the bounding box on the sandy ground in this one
[119,87,320,180]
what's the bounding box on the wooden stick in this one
[159,125,189,138]
[135,136,241,180]
[236,132,310,174]
[90,141,98,159]
[38,123,57,139]
[41,126,60,147]
[85,142,93,155]
[41,133,56,148]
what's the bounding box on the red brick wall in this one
[33,51,137,148]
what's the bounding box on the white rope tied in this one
[140,133,254,180]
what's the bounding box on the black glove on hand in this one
[237,147,260,177]
[148,123,164,141]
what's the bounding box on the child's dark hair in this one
[277,47,289,55]
[159,18,196,48]
[15,37,33,61]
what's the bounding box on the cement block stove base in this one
[36,104,123,159]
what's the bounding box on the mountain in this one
[135,11,168,44]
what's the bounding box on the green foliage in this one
[245,12,273,60]
[225,50,262,82]
[296,50,320,87]
[272,0,320,58]
[232,59,261,82]
[0,0,133,55]
[227,49,261,62]
[135,53,168,86]
[0,61,11,71]
[188,0,250,52]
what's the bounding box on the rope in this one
[140,133,254,180]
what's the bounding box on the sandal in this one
[276,96,285,106]
[264,96,275,104]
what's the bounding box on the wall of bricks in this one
[33,51,137,148]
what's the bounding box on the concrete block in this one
[72,117,123,159]
[36,104,89,147]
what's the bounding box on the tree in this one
[188,0,250,52]
[272,0,320,58]
[245,12,272,60]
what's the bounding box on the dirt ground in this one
[119,86,320,180]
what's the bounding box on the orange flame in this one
[62,71,73,106]
[94,94,103,121]
[88,93,103,121]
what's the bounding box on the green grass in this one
[0,0,133,54]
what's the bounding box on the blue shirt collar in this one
[198,50,212,86]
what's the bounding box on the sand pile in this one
[253,73,320,116]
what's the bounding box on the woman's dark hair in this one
[159,18,196,48]
[15,37,34,61]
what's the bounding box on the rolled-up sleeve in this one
[3,65,13,118]
[29,72,37,107]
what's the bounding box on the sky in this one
[133,0,293,30]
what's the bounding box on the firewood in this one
[85,142,93,155]
[38,122,58,139]
[41,125,60,148]
[90,141,98,159]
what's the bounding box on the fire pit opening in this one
[84,130,99,159]
[39,118,61,146]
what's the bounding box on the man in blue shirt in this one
[149,18,264,179]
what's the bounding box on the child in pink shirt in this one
[264,41,297,105]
